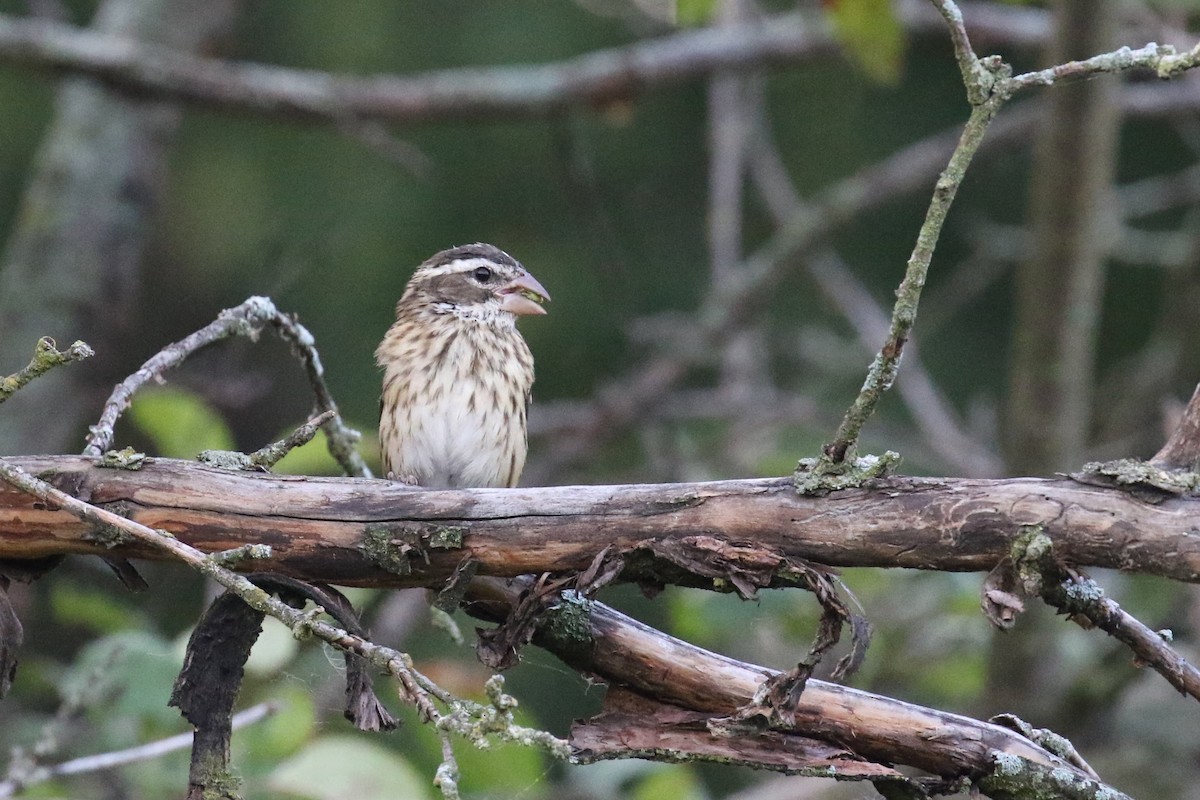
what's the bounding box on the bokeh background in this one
[1,0,1199,797]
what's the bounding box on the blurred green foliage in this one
[268,736,432,800]
[126,386,236,458]
[827,0,906,83]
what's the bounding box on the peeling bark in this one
[1,456,1198,586]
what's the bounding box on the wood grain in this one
[1,455,1198,587]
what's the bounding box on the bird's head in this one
[400,243,550,323]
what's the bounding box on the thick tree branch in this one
[0,457,569,764]
[0,453,1135,795]
[464,578,1129,798]
[0,11,839,124]
[1,455,1198,585]
[0,4,1057,129]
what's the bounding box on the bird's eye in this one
[472,266,493,282]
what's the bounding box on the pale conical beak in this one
[498,270,550,316]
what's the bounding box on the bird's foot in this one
[386,470,421,486]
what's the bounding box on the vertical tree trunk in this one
[0,0,240,455]
[708,0,774,473]
[991,0,1120,722]
[1004,0,1119,475]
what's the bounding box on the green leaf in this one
[272,424,379,476]
[406,700,549,793]
[676,0,718,26]
[632,765,706,800]
[51,582,143,634]
[244,618,300,677]
[239,685,317,762]
[826,0,906,84]
[70,631,182,725]
[268,735,432,800]
[452,734,548,794]
[126,386,235,458]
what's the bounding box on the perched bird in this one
[376,243,549,489]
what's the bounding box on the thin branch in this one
[928,0,987,103]
[433,733,460,800]
[0,703,276,797]
[1151,382,1200,469]
[992,526,1200,702]
[246,409,336,471]
[806,251,1002,476]
[816,1,1200,469]
[741,102,1001,476]
[82,296,270,455]
[1002,39,1200,95]
[821,95,1005,465]
[0,338,92,404]
[81,296,368,478]
[1047,572,1200,700]
[266,306,370,479]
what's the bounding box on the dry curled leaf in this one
[980,559,1024,630]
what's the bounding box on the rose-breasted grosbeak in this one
[376,244,549,489]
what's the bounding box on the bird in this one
[376,243,549,489]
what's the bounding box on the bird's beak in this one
[498,270,551,316]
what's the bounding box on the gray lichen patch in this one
[360,522,467,576]
[538,590,595,662]
[85,501,138,548]
[197,449,255,471]
[1073,457,1200,500]
[544,590,593,642]
[428,525,466,550]
[794,451,901,496]
[98,447,146,470]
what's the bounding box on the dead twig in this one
[0,338,92,405]
[82,296,368,478]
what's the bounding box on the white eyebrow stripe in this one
[415,257,510,279]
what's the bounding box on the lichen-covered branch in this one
[0,338,93,405]
[1002,39,1200,95]
[1004,527,1200,701]
[819,97,1004,466]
